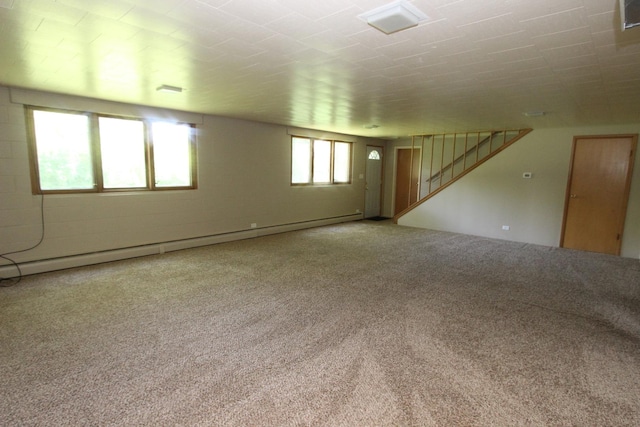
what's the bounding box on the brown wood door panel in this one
[395,148,420,215]
[561,135,637,255]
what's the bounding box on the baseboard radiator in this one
[0,214,362,278]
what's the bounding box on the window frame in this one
[290,136,353,186]
[26,106,198,194]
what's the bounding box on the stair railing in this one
[394,128,532,221]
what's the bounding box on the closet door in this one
[561,135,637,255]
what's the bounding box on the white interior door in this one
[365,146,383,218]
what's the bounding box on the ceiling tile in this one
[119,6,182,35]
[57,0,132,19]
[18,0,87,25]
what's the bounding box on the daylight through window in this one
[291,136,352,185]
[27,107,197,194]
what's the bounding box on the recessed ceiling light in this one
[156,84,184,93]
[358,0,429,35]
[523,111,545,117]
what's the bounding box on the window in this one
[291,136,352,185]
[30,110,94,191]
[99,116,147,189]
[27,107,197,193]
[151,122,193,187]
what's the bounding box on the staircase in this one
[394,128,532,221]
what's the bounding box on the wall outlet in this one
[356,209,361,213]
[502,225,510,230]
[250,223,257,229]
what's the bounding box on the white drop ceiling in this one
[1,0,639,138]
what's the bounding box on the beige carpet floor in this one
[1,220,640,426]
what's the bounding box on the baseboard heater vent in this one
[0,214,362,278]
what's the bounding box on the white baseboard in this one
[0,214,362,278]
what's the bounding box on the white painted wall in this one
[0,86,379,274]
[396,126,640,259]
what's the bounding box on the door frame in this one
[560,134,637,255]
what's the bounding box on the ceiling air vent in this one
[358,1,429,35]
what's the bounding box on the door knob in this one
[570,194,577,198]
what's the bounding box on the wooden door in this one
[561,135,637,255]
[394,148,420,216]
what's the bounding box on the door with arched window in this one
[365,146,384,218]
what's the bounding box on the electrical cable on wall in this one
[0,194,45,287]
